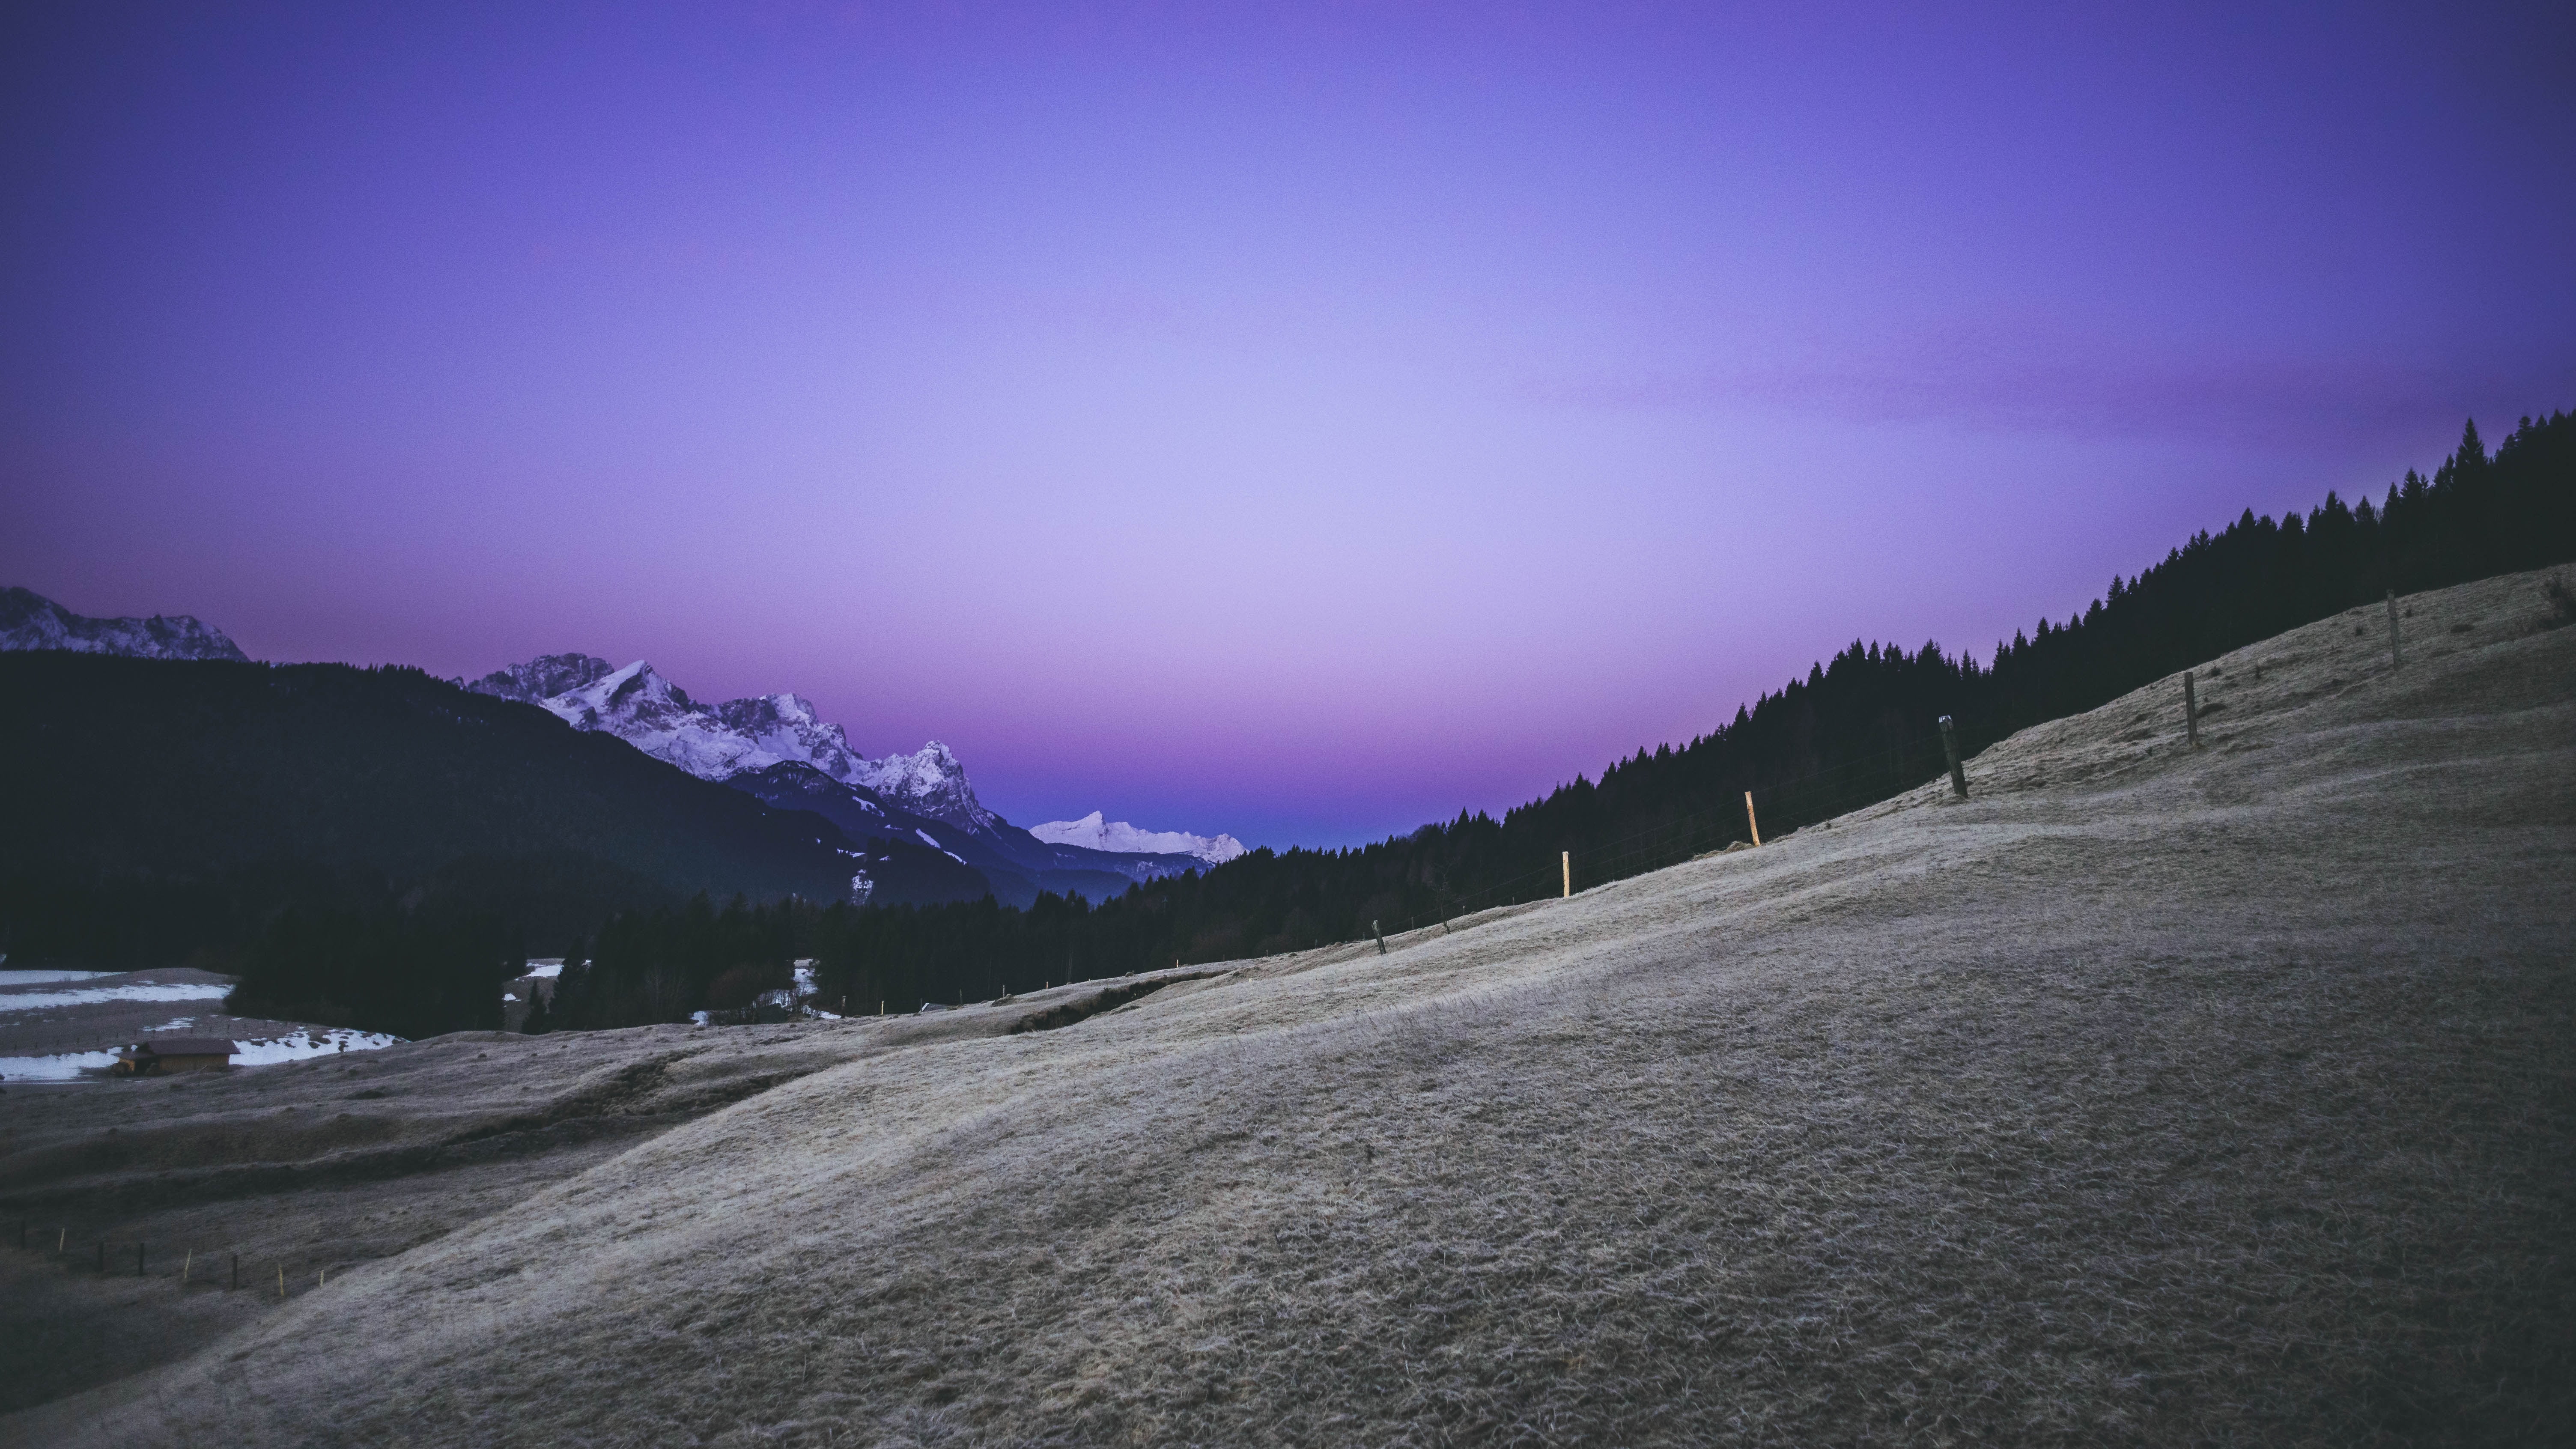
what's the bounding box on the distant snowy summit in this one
[466,653,994,830]
[1031,811,1246,866]
[0,586,249,662]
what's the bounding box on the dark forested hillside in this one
[0,658,852,888]
[0,658,983,987]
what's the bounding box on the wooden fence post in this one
[1561,852,1570,898]
[1744,792,1763,847]
[1939,716,1968,799]
[2184,671,2200,748]
[2386,588,2402,666]
[1373,919,1387,955]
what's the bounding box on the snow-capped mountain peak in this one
[0,586,250,662]
[465,654,996,831]
[1031,812,1246,866]
[853,741,992,831]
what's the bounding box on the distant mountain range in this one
[466,653,1001,829]
[0,650,987,923]
[464,651,1230,907]
[0,586,247,662]
[0,589,1242,915]
[1031,811,1244,865]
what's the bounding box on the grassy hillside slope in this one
[11,569,2573,1446]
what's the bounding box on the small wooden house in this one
[113,1038,235,1074]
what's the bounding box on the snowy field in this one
[0,967,402,1073]
[6,570,2572,1447]
[0,1028,404,1082]
[0,982,231,1013]
[0,1049,121,1081]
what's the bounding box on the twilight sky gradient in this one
[5,3,2571,848]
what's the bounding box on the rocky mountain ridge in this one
[0,586,248,662]
[468,655,996,831]
[466,651,1237,902]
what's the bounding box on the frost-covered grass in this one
[15,571,2576,1448]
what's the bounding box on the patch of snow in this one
[914,829,942,848]
[228,1029,402,1065]
[1031,811,1247,865]
[143,1017,197,1033]
[0,1050,122,1081]
[0,983,230,1013]
[0,969,116,986]
[690,1011,712,1026]
[524,960,568,979]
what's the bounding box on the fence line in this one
[1374,720,1996,938]
[10,1216,332,1302]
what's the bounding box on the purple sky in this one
[6,3,2571,848]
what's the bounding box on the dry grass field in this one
[6,569,2572,1447]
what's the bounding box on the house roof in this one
[128,1038,236,1057]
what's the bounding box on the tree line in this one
[6,405,2542,1036]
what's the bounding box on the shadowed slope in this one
[17,570,2576,1447]
[0,656,931,912]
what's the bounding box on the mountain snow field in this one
[1031,810,1246,865]
[9,569,2570,1446]
[465,653,1244,883]
[468,653,1001,830]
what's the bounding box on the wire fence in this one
[9,1216,335,1302]
[1373,719,1994,939]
